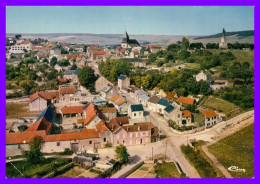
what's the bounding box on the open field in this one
[154,162,182,178]
[201,96,240,114]
[181,144,222,178]
[127,163,156,178]
[6,158,71,178]
[208,124,254,178]
[6,102,40,118]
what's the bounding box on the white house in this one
[128,104,144,119]
[202,109,221,128]
[196,70,212,83]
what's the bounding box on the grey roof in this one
[118,75,126,80]
[148,96,160,104]
[130,104,144,112]
[36,105,56,123]
[157,98,173,107]
[135,90,148,96]
[101,86,112,93]
[140,95,150,101]
[64,68,81,75]
[164,105,174,113]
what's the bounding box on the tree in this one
[18,125,28,132]
[19,80,37,95]
[50,57,58,66]
[15,34,22,39]
[70,64,77,70]
[58,59,70,67]
[47,70,58,80]
[42,58,49,63]
[78,66,96,89]
[181,37,190,50]
[115,145,130,164]
[24,135,44,164]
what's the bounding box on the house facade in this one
[118,75,130,90]
[202,109,221,128]
[128,104,144,119]
[196,70,212,83]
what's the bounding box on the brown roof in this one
[62,106,84,115]
[109,94,121,102]
[177,96,195,105]
[201,109,218,119]
[6,130,46,145]
[165,92,178,101]
[26,117,52,134]
[58,78,68,83]
[122,122,155,132]
[30,91,59,102]
[182,110,192,118]
[98,107,117,113]
[84,103,97,125]
[106,117,129,133]
[114,98,126,106]
[59,87,75,94]
[148,96,160,104]
[77,119,84,124]
[93,51,107,55]
[46,129,99,142]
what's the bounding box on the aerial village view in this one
[5,6,254,179]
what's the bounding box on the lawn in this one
[192,113,205,126]
[208,124,254,178]
[127,163,156,178]
[154,162,182,178]
[181,145,222,178]
[201,96,239,114]
[6,158,72,178]
[6,102,40,118]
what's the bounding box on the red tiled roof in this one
[62,106,84,115]
[182,110,192,118]
[30,91,59,102]
[202,109,218,119]
[177,96,195,105]
[96,120,109,133]
[77,119,84,124]
[84,103,97,125]
[93,51,107,55]
[45,129,99,142]
[6,130,46,145]
[58,78,68,83]
[21,40,30,44]
[98,107,117,113]
[59,87,75,94]
[26,117,52,134]
[119,48,126,53]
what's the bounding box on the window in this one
[89,140,92,144]
[18,144,21,149]
[117,141,119,144]
[103,138,106,142]
[57,142,60,146]
[123,140,125,144]
[134,113,136,116]
[178,114,180,118]
[208,118,210,121]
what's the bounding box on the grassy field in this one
[181,145,223,178]
[201,96,240,114]
[154,162,183,178]
[127,163,156,178]
[192,113,205,126]
[208,124,254,178]
[6,102,40,118]
[6,158,71,178]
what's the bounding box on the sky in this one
[6,6,254,35]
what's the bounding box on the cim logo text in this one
[228,166,246,173]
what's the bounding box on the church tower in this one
[219,28,228,48]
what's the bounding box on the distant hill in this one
[194,30,254,43]
[6,30,254,45]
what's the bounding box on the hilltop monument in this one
[121,31,140,48]
[219,28,228,48]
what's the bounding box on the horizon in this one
[6,6,254,35]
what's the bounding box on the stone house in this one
[128,104,144,119]
[61,106,84,118]
[97,107,117,121]
[139,95,150,108]
[63,68,81,83]
[59,86,76,102]
[100,86,116,99]
[177,96,195,108]
[196,70,212,83]
[180,110,192,126]
[156,98,173,114]
[202,109,221,128]
[114,98,128,114]
[134,90,148,102]
[118,75,130,91]
[95,76,114,92]
[148,96,160,112]
[29,91,59,111]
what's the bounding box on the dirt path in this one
[201,116,254,178]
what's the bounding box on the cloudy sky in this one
[6,6,254,35]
